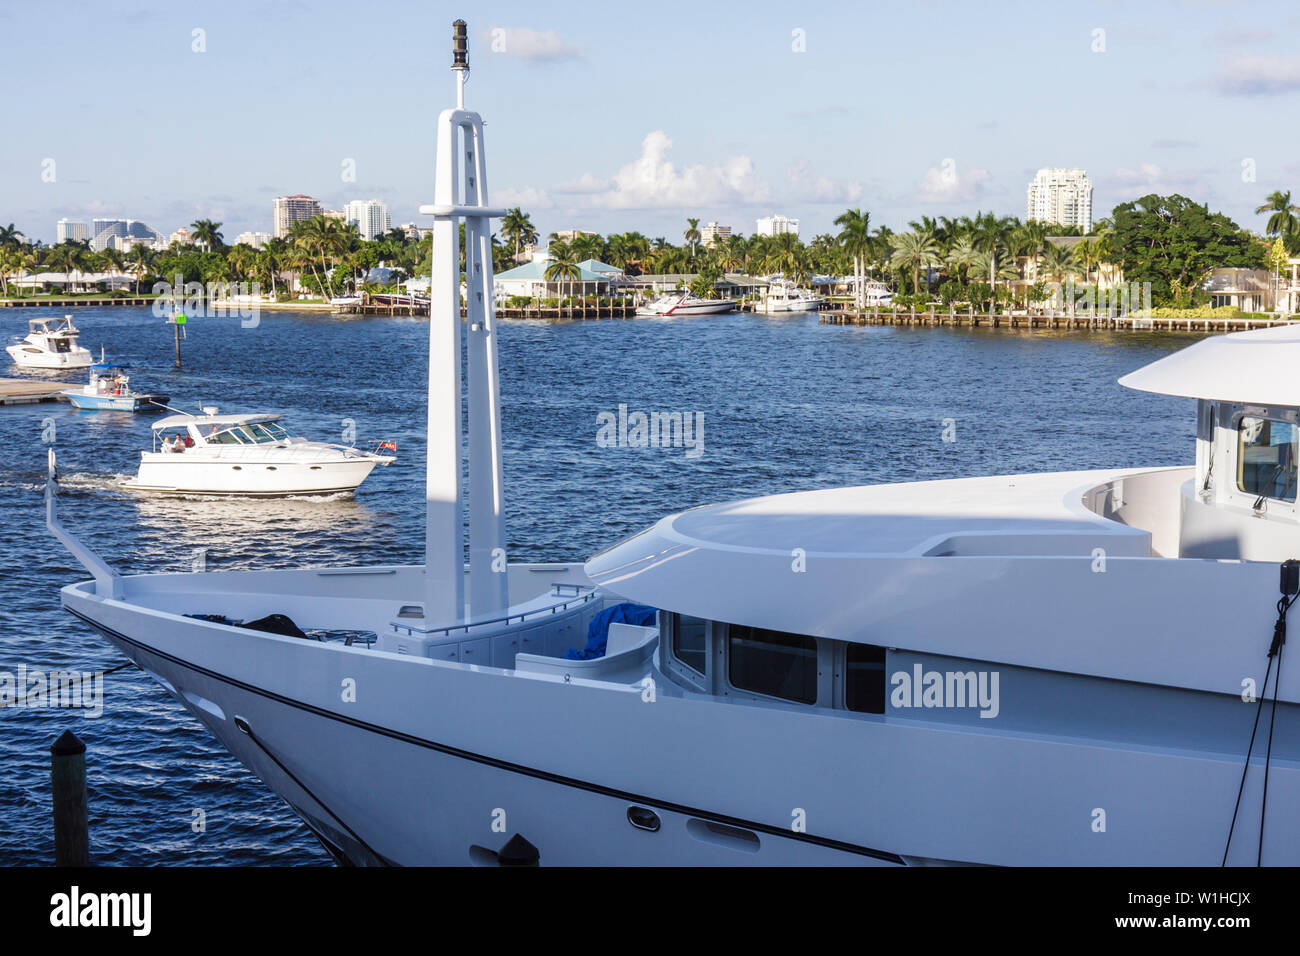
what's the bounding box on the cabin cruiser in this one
[63,363,169,412]
[6,316,94,369]
[50,24,1300,867]
[122,409,395,496]
[636,291,737,316]
[757,281,823,313]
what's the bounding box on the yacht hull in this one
[6,344,94,368]
[60,560,1300,867]
[127,455,379,496]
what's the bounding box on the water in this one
[0,306,1200,865]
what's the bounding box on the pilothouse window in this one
[845,644,886,714]
[1238,416,1297,502]
[728,626,817,704]
[672,615,708,675]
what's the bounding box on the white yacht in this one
[636,291,736,316]
[50,24,1300,867]
[6,315,94,369]
[757,281,823,313]
[122,410,395,497]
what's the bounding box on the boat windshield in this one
[239,423,283,443]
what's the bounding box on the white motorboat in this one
[50,23,1300,867]
[636,291,736,316]
[122,409,395,496]
[757,281,823,313]
[6,315,94,369]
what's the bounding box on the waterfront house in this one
[493,253,620,302]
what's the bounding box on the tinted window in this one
[845,644,886,714]
[672,615,707,675]
[1239,416,1297,502]
[728,626,817,704]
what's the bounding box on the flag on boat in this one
[379,441,396,451]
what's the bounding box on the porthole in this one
[231,465,242,470]
[627,806,660,832]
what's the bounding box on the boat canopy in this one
[152,412,281,431]
[89,363,125,371]
[1118,324,1300,406]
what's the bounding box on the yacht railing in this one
[390,583,598,638]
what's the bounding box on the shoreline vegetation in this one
[1,190,1297,317]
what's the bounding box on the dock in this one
[815,304,1300,333]
[0,379,69,405]
[0,297,157,308]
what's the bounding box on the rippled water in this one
[0,305,1201,865]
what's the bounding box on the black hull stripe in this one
[68,606,904,865]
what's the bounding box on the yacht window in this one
[845,644,886,714]
[245,423,278,443]
[1238,416,1297,503]
[262,422,289,440]
[672,614,708,675]
[728,626,817,704]
[212,428,245,445]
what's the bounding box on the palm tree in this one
[45,243,80,295]
[1255,190,1300,238]
[889,231,942,296]
[1040,242,1077,284]
[683,218,702,261]
[127,244,153,294]
[0,223,22,248]
[190,219,224,252]
[500,208,538,262]
[834,208,872,308]
[544,253,581,314]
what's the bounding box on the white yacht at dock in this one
[123,409,395,496]
[636,291,736,316]
[49,22,1300,867]
[7,315,94,369]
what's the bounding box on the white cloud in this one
[550,130,771,209]
[487,27,583,62]
[1212,55,1300,96]
[495,185,555,210]
[785,159,864,204]
[915,163,992,203]
[1104,163,1215,201]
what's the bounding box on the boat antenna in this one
[452,18,468,108]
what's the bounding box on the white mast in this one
[420,20,508,626]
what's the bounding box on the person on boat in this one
[183,434,194,449]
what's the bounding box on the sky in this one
[3,0,1300,246]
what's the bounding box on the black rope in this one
[1258,606,1287,866]
[3,661,135,708]
[1223,566,1295,866]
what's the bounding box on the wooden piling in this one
[50,730,89,866]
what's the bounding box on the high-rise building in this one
[89,218,162,251]
[1026,168,1093,231]
[235,231,272,248]
[343,199,392,240]
[273,194,323,237]
[701,222,731,247]
[170,227,193,245]
[56,219,88,244]
[756,215,799,238]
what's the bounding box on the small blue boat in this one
[63,364,169,412]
